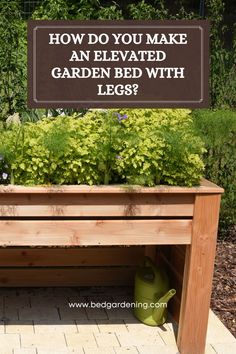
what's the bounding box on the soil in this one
[211,226,236,337]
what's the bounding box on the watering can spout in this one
[152,289,176,325]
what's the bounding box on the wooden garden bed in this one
[0,179,223,354]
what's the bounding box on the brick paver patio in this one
[0,287,235,354]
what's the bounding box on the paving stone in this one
[19,307,59,321]
[53,288,80,297]
[124,319,158,334]
[86,307,108,320]
[205,344,218,354]
[79,287,108,296]
[0,349,14,354]
[87,295,115,305]
[97,319,128,333]
[106,308,135,320]
[0,333,20,349]
[112,295,134,304]
[0,319,5,333]
[114,347,139,354]
[21,333,67,349]
[32,288,55,297]
[157,327,178,346]
[136,345,179,354]
[102,287,133,297]
[15,289,38,297]
[0,307,19,321]
[37,349,84,354]
[68,294,88,301]
[0,289,17,297]
[14,349,37,354]
[4,296,30,309]
[59,307,87,320]
[65,332,97,347]
[30,296,68,308]
[84,347,116,354]
[166,320,178,335]
[66,348,85,354]
[80,287,132,299]
[94,332,120,347]
[0,296,4,309]
[116,331,164,347]
[211,342,236,354]
[0,288,235,354]
[207,311,236,344]
[34,319,77,333]
[76,319,99,333]
[5,320,34,334]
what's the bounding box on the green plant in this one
[96,3,123,20]
[113,109,205,186]
[32,0,123,20]
[207,0,236,108]
[0,109,205,187]
[128,0,168,20]
[84,111,138,184]
[32,0,71,19]
[192,109,236,233]
[0,1,27,120]
[0,0,233,123]
[0,155,10,184]
[0,122,25,184]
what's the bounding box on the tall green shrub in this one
[207,0,236,108]
[192,109,236,231]
[0,0,234,121]
[0,1,27,120]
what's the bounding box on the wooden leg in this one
[144,245,157,261]
[177,194,221,354]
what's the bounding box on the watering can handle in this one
[143,256,156,272]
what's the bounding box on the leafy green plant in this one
[32,0,71,19]
[0,155,10,184]
[128,0,168,20]
[32,0,123,20]
[192,109,236,232]
[84,111,138,184]
[207,0,236,108]
[0,1,27,120]
[0,0,234,123]
[113,109,205,186]
[96,3,123,20]
[0,122,25,184]
[0,109,205,187]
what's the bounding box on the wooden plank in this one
[0,193,194,206]
[0,220,192,246]
[174,245,186,257]
[169,296,181,323]
[0,179,224,194]
[159,252,184,287]
[177,194,221,354]
[200,178,224,192]
[0,193,194,217]
[0,267,136,287]
[0,247,145,267]
[144,246,157,261]
[170,245,186,273]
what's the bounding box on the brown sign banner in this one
[27,20,210,108]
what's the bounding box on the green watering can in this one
[134,256,176,326]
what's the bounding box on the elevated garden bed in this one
[0,178,223,354]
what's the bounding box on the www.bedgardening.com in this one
[68,301,167,310]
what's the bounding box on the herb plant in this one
[0,109,205,187]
